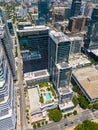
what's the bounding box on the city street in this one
[14,24,28,130]
[29,109,98,130]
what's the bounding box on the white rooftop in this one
[49,30,70,44]
[56,62,71,70]
[28,87,41,115]
[24,69,50,81]
[69,36,83,41]
[17,25,49,32]
[90,49,98,56]
[59,101,74,111]
[69,53,91,68]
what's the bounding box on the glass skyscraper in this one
[49,30,73,112]
[17,26,49,73]
[0,42,16,130]
[84,6,98,49]
[38,0,49,23]
[0,9,15,79]
[49,30,72,89]
[71,0,82,17]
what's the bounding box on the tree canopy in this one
[48,109,62,122]
[78,95,88,109]
[74,120,98,130]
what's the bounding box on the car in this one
[64,123,68,126]
[91,109,96,112]
[70,121,74,124]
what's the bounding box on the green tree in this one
[72,86,79,92]
[72,95,79,107]
[48,109,62,122]
[42,121,44,125]
[64,114,67,118]
[74,120,98,130]
[37,122,40,127]
[39,95,44,103]
[73,110,77,115]
[67,112,72,116]
[93,102,98,109]
[78,95,88,109]
[45,121,48,124]
[33,124,36,129]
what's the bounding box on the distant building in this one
[54,7,65,22]
[15,6,27,18]
[38,0,49,23]
[70,36,83,54]
[18,22,32,30]
[68,16,86,33]
[70,0,82,17]
[84,6,98,49]
[64,7,71,19]
[84,2,94,17]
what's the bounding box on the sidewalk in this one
[16,91,21,130]
[65,119,98,130]
[65,125,76,130]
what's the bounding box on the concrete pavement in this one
[14,24,28,130]
[30,109,98,130]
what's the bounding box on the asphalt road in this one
[14,24,28,130]
[28,109,98,130]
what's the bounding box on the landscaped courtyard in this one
[37,82,57,104]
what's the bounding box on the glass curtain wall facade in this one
[0,44,16,130]
[0,9,15,79]
[17,27,49,73]
[38,0,49,23]
[71,0,82,17]
[49,31,72,89]
[84,7,98,49]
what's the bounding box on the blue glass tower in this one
[49,31,72,89]
[49,31,73,112]
[71,0,82,17]
[38,0,49,23]
[84,6,98,49]
[17,26,49,73]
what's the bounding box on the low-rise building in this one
[72,66,98,103]
[69,53,91,69]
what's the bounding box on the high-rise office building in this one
[38,0,49,23]
[17,25,49,73]
[0,42,16,130]
[70,36,83,54]
[84,2,94,17]
[0,27,16,79]
[68,16,86,33]
[0,9,15,79]
[49,30,74,112]
[49,30,72,88]
[71,0,82,17]
[84,6,98,49]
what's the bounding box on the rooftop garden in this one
[37,82,57,104]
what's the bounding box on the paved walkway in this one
[65,126,75,130]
